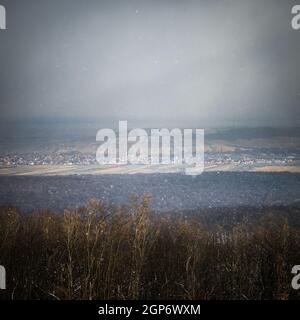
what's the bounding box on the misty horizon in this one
[0,0,299,128]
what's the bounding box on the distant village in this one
[0,150,297,168]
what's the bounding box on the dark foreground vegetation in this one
[0,196,300,300]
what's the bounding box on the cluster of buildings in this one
[0,151,98,166]
[204,154,295,167]
[0,151,297,168]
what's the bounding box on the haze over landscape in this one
[0,0,299,128]
[0,0,299,204]
[0,0,300,301]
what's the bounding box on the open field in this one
[0,163,300,176]
[253,166,300,173]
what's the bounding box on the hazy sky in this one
[0,0,299,127]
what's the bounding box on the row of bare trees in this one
[0,196,299,300]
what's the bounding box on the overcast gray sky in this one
[0,0,299,127]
